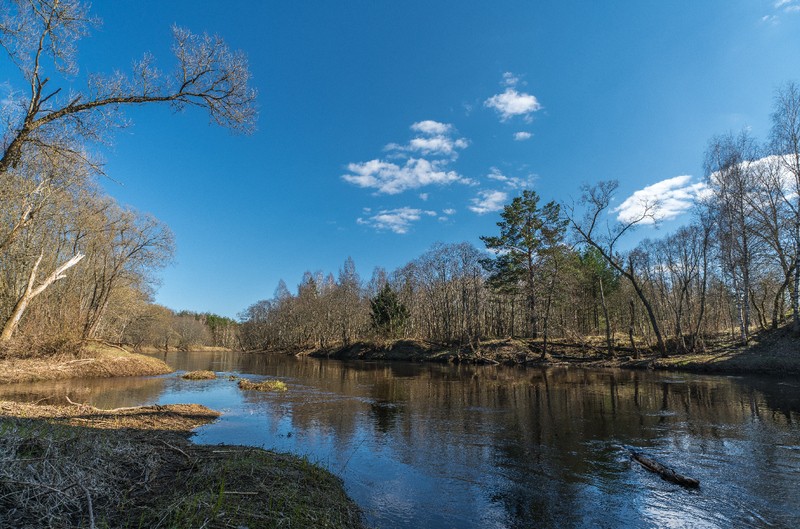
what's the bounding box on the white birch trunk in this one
[0,252,85,342]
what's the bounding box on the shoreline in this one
[0,342,174,384]
[0,344,367,528]
[0,399,366,528]
[298,330,800,377]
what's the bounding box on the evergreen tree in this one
[481,190,567,338]
[370,284,409,338]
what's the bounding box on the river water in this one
[2,351,798,528]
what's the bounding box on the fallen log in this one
[631,450,700,488]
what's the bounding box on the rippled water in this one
[2,352,798,528]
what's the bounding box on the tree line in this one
[241,82,800,357]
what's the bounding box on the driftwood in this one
[631,450,700,488]
[65,395,159,414]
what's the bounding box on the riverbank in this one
[301,327,800,377]
[0,342,173,384]
[0,399,366,528]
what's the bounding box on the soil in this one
[0,342,172,384]
[302,328,800,377]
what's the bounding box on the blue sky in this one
[23,1,800,318]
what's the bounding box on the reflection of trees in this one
[0,376,167,409]
[148,352,800,527]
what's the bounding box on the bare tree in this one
[0,0,256,344]
[770,81,800,332]
[566,180,668,356]
[704,131,759,344]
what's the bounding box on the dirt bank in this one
[302,330,800,377]
[0,399,366,529]
[0,342,172,384]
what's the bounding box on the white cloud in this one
[389,122,468,158]
[404,135,469,157]
[502,72,520,87]
[357,207,436,234]
[486,167,534,189]
[513,131,532,141]
[343,158,470,195]
[614,175,709,224]
[419,193,429,201]
[764,0,799,22]
[442,208,456,215]
[485,88,542,121]
[411,120,451,135]
[344,120,470,194]
[469,190,508,215]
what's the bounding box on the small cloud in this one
[419,193,429,201]
[486,167,535,189]
[614,175,709,224]
[469,190,508,214]
[344,120,470,194]
[443,208,456,215]
[357,207,436,234]
[343,158,470,195]
[502,71,520,87]
[384,121,468,158]
[513,131,532,141]
[764,0,800,22]
[485,87,542,121]
[411,120,451,135]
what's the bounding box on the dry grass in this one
[180,370,217,380]
[0,343,171,385]
[645,326,800,375]
[237,378,288,392]
[0,401,365,528]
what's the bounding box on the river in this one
[2,351,798,528]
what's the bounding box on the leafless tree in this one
[770,81,800,332]
[0,0,256,345]
[566,180,668,356]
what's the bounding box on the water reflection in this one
[7,352,800,528]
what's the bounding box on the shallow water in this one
[3,351,799,528]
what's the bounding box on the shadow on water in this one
[9,351,800,529]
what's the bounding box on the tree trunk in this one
[599,278,613,357]
[0,252,85,343]
[629,299,639,360]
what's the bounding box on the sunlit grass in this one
[237,378,288,392]
[181,370,217,380]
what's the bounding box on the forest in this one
[239,86,800,357]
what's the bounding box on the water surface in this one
[2,351,798,528]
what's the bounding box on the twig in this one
[80,484,96,529]
[64,395,152,413]
[158,439,191,461]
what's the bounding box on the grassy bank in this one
[0,342,172,384]
[302,327,800,377]
[0,400,366,529]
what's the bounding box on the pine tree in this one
[370,284,409,338]
[480,190,567,339]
